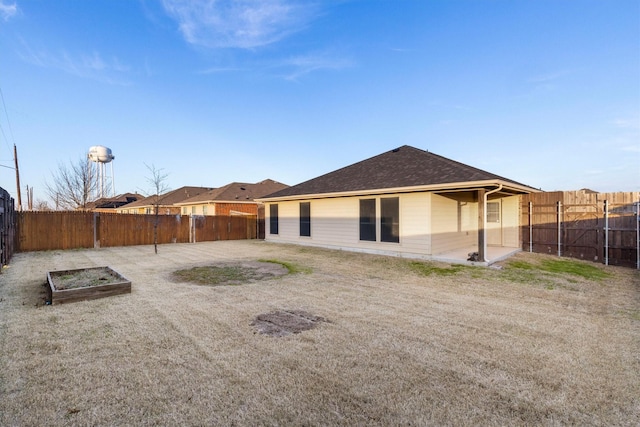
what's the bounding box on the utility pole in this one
[14,144,21,211]
[26,185,33,210]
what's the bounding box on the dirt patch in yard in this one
[170,261,288,286]
[251,310,330,336]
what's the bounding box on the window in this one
[191,206,196,215]
[269,204,279,234]
[487,202,500,223]
[381,197,400,243]
[299,202,311,237]
[359,199,376,241]
[182,207,187,215]
[202,206,207,215]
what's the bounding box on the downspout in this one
[483,184,503,262]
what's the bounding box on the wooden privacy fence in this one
[521,191,640,268]
[0,187,16,265]
[17,212,258,252]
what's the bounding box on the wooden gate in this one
[522,191,639,268]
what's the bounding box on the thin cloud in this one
[161,0,319,49]
[611,116,640,130]
[278,51,354,80]
[528,69,572,83]
[620,145,640,153]
[197,66,245,74]
[18,41,131,85]
[0,1,17,21]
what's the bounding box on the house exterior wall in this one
[501,195,520,248]
[216,203,259,216]
[430,193,478,254]
[265,192,433,257]
[265,191,522,260]
[118,206,179,215]
[177,202,259,216]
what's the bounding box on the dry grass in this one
[0,241,638,426]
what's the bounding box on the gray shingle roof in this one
[265,145,536,199]
[178,179,288,204]
[120,186,213,208]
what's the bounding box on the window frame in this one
[380,197,400,243]
[487,201,500,223]
[359,199,377,241]
[299,202,311,237]
[269,204,279,235]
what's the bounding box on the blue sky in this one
[0,0,638,205]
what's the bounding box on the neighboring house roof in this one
[120,186,213,209]
[261,145,539,200]
[176,179,289,206]
[86,193,143,210]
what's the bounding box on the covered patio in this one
[432,245,522,266]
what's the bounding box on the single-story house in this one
[84,193,144,212]
[117,186,212,215]
[174,179,288,216]
[257,145,540,264]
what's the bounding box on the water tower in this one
[88,145,115,199]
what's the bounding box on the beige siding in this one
[264,191,521,259]
[265,194,433,257]
[399,192,431,254]
[278,202,299,239]
[309,198,358,244]
[431,194,477,254]
[501,195,520,248]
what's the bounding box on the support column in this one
[477,189,486,262]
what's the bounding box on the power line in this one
[0,85,16,153]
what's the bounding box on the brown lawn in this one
[0,240,638,425]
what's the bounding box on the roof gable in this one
[120,186,213,208]
[178,179,289,204]
[265,145,536,199]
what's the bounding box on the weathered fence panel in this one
[99,213,190,247]
[190,215,257,242]
[0,187,16,264]
[17,211,258,252]
[522,191,639,268]
[17,211,94,252]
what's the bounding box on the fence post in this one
[604,199,609,266]
[93,212,100,248]
[529,201,533,253]
[636,201,640,270]
[557,201,562,257]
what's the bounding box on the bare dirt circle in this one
[251,310,330,337]
[170,261,288,286]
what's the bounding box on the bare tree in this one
[34,199,52,211]
[145,163,170,254]
[45,157,97,210]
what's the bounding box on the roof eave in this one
[175,200,257,206]
[256,180,540,202]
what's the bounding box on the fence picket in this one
[522,191,640,268]
[16,212,257,252]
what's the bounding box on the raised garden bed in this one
[46,266,131,305]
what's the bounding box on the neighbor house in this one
[117,186,212,215]
[174,179,288,216]
[257,145,539,264]
[84,193,143,213]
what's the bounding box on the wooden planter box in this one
[46,266,131,305]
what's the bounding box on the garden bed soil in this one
[47,266,131,304]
